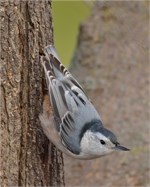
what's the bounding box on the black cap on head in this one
[91,124,118,144]
[90,122,130,151]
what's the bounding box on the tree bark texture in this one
[1,1,64,186]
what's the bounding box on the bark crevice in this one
[1,1,64,186]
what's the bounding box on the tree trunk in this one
[1,1,64,186]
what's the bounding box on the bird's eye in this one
[100,140,106,145]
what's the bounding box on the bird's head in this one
[80,120,130,158]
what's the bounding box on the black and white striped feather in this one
[41,45,101,154]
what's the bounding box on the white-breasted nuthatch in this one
[39,45,130,159]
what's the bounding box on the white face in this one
[80,130,115,157]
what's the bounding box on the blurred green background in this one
[52,0,92,66]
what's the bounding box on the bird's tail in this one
[41,45,69,79]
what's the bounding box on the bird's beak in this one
[113,144,130,151]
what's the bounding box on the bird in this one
[39,45,130,159]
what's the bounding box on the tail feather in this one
[42,45,69,79]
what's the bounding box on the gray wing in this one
[60,100,101,154]
[41,45,101,154]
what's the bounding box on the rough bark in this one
[1,1,64,186]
